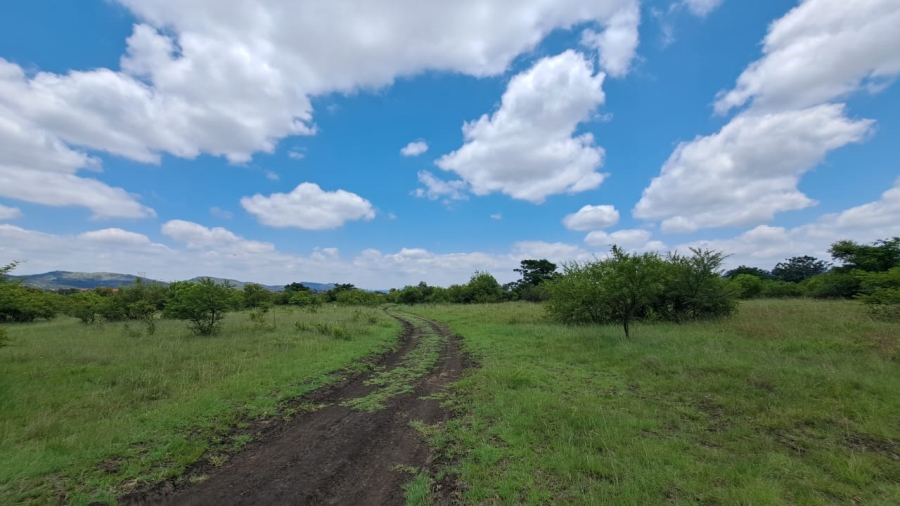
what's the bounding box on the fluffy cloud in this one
[635,0,898,233]
[401,141,429,157]
[580,1,641,78]
[585,228,656,249]
[241,183,375,229]
[0,205,22,221]
[413,171,468,201]
[437,50,608,203]
[0,93,155,219]
[161,220,275,253]
[714,0,900,114]
[79,228,154,246]
[0,0,640,216]
[635,105,873,233]
[563,204,620,231]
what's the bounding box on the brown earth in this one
[121,312,467,506]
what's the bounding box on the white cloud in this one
[437,50,608,204]
[563,204,620,231]
[210,206,234,219]
[401,141,429,157]
[79,228,154,246]
[636,0,899,233]
[0,0,640,216]
[715,0,900,115]
[0,205,22,221]
[241,182,375,229]
[161,219,275,253]
[491,214,503,220]
[0,95,156,219]
[584,229,664,252]
[288,150,306,160]
[414,171,468,201]
[678,178,900,269]
[580,1,641,78]
[265,171,280,181]
[682,0,724,17]
[635,105,873,233]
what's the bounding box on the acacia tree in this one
[771,256,830,283]
[164,278,235,335]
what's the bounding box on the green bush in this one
[802,271,862,299]
[164,278,235,335]
[760,280,804,298]
[729,274,764,299]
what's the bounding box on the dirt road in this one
[123,311,466,506]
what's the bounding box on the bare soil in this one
[120,312,466,506]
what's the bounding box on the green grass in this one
[344,312,443,411]
[405,300,900,505]
[0,306,399,505]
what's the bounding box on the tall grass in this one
[407,300,900,505]
[0,306,398,505]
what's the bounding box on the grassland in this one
[406,300,900,505]
[0,306,399,505]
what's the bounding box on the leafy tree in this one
[243,283,272,309]
[66,291,105,323]
[164,278,235,335]
[729,274,764,299]
[771,256,830,283]
[829,237,900,273]
[335,289,384,306]
[659,248,737,321]
[856,267,900,321]
[547,247,667,337]
[0,262,60,323]
[323,283,357,302]
[514,259,558,287]
[802,271,862,299]
[724,265,772,280]
[760,280,804,298]
[464,271,504,303]
[289,290,319,307]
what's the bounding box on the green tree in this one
[164,278,235,335]
[729,274,764,299]
[464,271,503,303]
[289,290,319,307]
[514,259,558,287]
[0,262,60,323]
[771,256,830,283]
[659,248,737,322]
[829,237,900,273]
[66,291,105,323]
[724,265,772,280]
[243,283,272,309]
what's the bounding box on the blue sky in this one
[1,0,898,288]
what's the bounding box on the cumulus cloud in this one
[635,0,899,233]
[0,94,156,218]
[161,220,275,253]
[241,182,375,229]
[79,228,154,246]
[413,171,468,201]
[680,178,900,269]
[580,1,641,78]
[584,229,665,252]
[0,205,22,221]
[714,0,900,114]
[437,50,608,203]
[0,0,640,216]
[401,141,429,157]
[634,105,873,233]
[563,204,620,231]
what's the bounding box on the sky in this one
[1,0,899,289]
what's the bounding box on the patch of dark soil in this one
[121,312,468,506]
[845,434,900,461]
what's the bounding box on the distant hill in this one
[6,271,334,292]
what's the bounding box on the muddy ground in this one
[121,312,467,506]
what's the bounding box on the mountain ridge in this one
[6,271,334,292]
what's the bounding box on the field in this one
[406,300,900,505]
[0,306,399,505]
[2,299,899,505]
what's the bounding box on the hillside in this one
[6,271,333,292]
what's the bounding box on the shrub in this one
[729,274,764,299]
[164,278,235,335]
[760,280,804,298]
[802,271,862,299]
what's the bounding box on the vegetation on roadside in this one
[407,300,900,505]
[0,307,399,505]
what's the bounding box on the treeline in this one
[725,238,900,320]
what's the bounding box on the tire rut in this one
[122,311,466,506]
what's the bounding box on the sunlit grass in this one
[406,300,900,505]
[0,306,399,505]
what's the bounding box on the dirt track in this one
[121,311,465,506]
